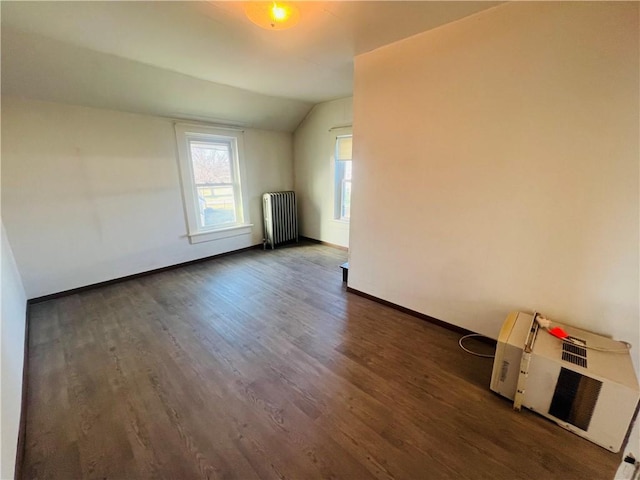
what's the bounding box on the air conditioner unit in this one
[490,311,640,453]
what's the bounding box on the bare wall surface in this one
[351,3,639,456]
[0,223,27,479]
[351,3,638,358]
[294,97,353,247]
[1,97,294,298]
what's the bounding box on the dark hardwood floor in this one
[23,243,619,479]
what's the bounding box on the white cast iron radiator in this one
[262,191,298,249]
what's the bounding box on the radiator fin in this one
[263,191,298,249]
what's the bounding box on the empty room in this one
[1,1,639,479]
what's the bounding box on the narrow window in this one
[175,124,251,243]
[334,134,353,221]
[190,139,237,228]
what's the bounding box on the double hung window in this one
[334,133,353,221]
[175,124,251,243]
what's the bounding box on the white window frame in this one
[175,123,252,244]
[331,127,353,222]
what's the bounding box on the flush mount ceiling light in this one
[244,2,300,30]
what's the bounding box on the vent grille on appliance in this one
[549,368,602,431]
[561,339,587,368]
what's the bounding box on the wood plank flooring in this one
[23,243,620,479]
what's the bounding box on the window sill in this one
[188,224,253,244]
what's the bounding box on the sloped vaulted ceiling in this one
[1,1,500,132]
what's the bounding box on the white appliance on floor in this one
[490,311,640,453]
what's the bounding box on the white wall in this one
[1,97,293,298]
[294,97,353,247]
[352,0,638,342]
[351,2,639,456]
[351,2,639,370]
[1,223,27,479]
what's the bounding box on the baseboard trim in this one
[346,286,496,346]
[299,236,348,251]
[15,302,30,480]
[28,244,263,304]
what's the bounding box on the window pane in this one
[344,160,352,181]
[341,180,351,220]
[196,185,236,227]
[334,134,352,221]
[190,140,237,228]
[190,141,232,184]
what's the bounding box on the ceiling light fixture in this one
[244,2,300,30]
